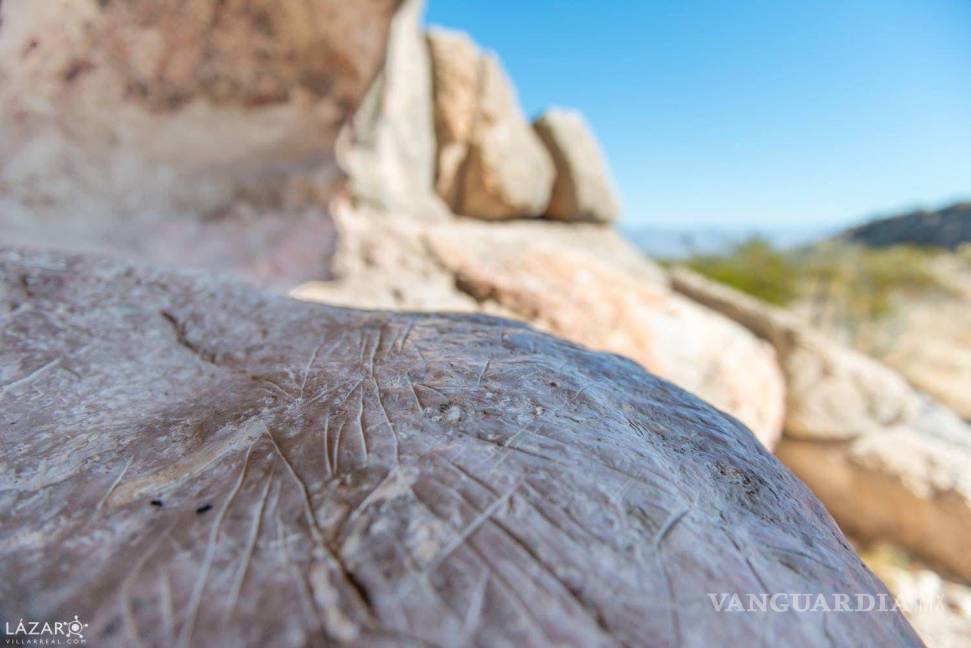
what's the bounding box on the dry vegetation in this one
[674,238,961,331]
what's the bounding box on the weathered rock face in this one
[533,108,622,222]
[875,270,971,420]
[427,28,555,219]
[0,248,919,646]
[295,205,786,448]
[426,28,481,208]
[338,0,447,217]
[0,0,400,285]
[1,0,400,113]
[671,266,971,582]
[776,424,971,583]
[876,294,971,420]
[424,224,785,448]
[0,204,341,291]
[791,253,971,420]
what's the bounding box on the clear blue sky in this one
[425,1,971,228]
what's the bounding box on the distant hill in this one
[840,202,971,250]
[623,224,831,259]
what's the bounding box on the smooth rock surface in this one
[533,108,622,222]
[0,248,920,647]
[425,28,482,208]
[295,205,785,447]
[671,265,971,581]
[0,0,400,285]
[428,28,555,219]
[339,0,447,217]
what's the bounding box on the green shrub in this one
[679,237,801,305]
[803,244,945,320]
[673,237,949,319]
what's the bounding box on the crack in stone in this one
[160,310,220,367]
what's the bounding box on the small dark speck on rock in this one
[150,499,163,507]
[196,504,213,515]
[62,59,93,83]
[102,615,121,637]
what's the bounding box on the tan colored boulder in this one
[295,204,785,448]
[533,108,621,222]
[670,265,971,581]
[292,204,481,313]
[338,0,447,217]
[792,253,971,420]
[425,28,481,207]
[427,28,554,219]
[777,424,971,583]
[880,307,971,420]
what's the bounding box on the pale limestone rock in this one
[427,28,554,219]
[670,267,923,440]
[533,108,621,222]
[338,0,447,217]
[425,225,785,448]
[292,203,479,312]
[425,29,481,206]
[0,0,400,285]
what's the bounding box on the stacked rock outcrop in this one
[320,5,786,447]
[427,28,555,219]
[534,108,622,222]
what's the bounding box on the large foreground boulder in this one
[0,0,401,285]
[671,266,971,582]
[427,28,555,219]
[0,248,919,646]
